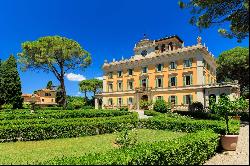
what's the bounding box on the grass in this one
[0,129,185,164]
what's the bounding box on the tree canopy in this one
[79,79,103,98]
[179,0,249,42]
[18,36,91,108]
[216,47,249,97]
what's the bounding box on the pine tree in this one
[3,55,23,109]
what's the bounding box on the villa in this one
[22,88,57,107]
[95,35,240,110]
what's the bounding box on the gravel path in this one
[204,123,249,165]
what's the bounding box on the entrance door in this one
[140,95,149,110]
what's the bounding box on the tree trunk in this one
[84,91,87,99]
[59,78,67,109]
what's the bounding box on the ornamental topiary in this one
[153,99,171,113]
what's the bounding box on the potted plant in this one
[214,96,239,151]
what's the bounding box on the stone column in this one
[95,98,99,110]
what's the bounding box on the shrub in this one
[139,100,152,110]
[115,128,138,148]
[139,114,240,134]
[42,130,219,165]
[174,110,223,120]
[0,113,138,142]
[144,110,161,116]
[153,99,171,113]
[188,102,204,112]
[0,109,131,121]
[119,107,128,111]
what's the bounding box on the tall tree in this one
[2,55,23,108]
[217,47,249,97]
[79,80,91,98]
[0,59,6,108]
[179,0,249,42]
[46,80,53,89]
[18,36,91,108]
[79,79,103,98]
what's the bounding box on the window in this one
[141,79,147,89]
[51,99,54,102]
[117,82,122,91]
[141,50,147,56]
[128,97,133,105]
[42,99,44,102]
[156,78,163,88]
[156,64,163,72]
[169,95,177,105]
[129,81,134,90]
[45,93,51,96]
[169,61,177,69]
[108,83,113,92]
[108,98,113,106]
[108,72,113,79]
[183,95,192,105]
[118,98,122,106]
[183,59,192,68]
[157,96,163,100]
[169,77,177,87]
[128,69,133,76]
[161,44,165,52]
[142,67,148,73]
[183,75,192,86]
[117,71,122,77]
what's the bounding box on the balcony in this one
[135,87,152,92]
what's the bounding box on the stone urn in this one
[220,135,238,151]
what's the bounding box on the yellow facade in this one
[98,35,217,110]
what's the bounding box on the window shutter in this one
[183,60,186,68]
[140,79,142,88]
[175,96,178,105]
[175,77,177,86]
[175,62,177,69]
[183,76,186,86]
[190,74,193,85]
[190,58,193,67]
[146,79,149,88]
[168,96,171,103]
[121,98,123,105]
[155,79,157,88]
[183,95,186,105]
[169,63,171,69]
[161,78,163,88]
[168,78,171,87]
[190,95,193,104]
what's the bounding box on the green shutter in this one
[183,95,186,105]
[161,64,163,71]
[183,76,186,86]
[168,96,171,103]
[183,60,186,68]
[175,96,178,105]
[190,58,193,67]
[146,79,149,88]
[175,62,177,69]
[161,78,163,88]
[190,74,193,85]
[140,80,142,87]
[155,79,158,88]
[175,77,177,86]
[190,95,193,104]
[168,77,171,87]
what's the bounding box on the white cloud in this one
[65,73,86,81]
[95,76,103,80]
[75,92,81,96]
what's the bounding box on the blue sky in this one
[0,0,249,97]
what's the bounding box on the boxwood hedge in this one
[139,114,240,134]
[42,129,219,165]
[0,113,138,142]
[0,109,129,120]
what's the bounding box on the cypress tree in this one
[3,55,23,109]
[0,59,6,108]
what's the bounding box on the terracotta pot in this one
[231,115,241,120]
[220,135,238,151]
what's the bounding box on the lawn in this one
[0,129,185,165]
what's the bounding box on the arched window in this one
[168,42,173,51]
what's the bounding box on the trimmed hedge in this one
[0,113,138,142]
[139,114,240,134]
[0,109,130,120]
[174,110,224,120]
[144,110,161,116]
[42,130,219,165]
